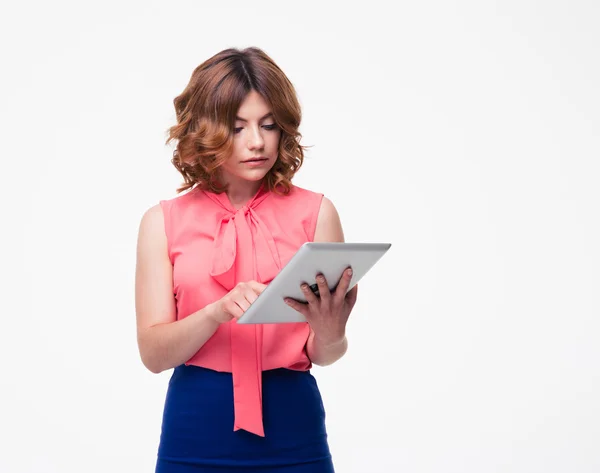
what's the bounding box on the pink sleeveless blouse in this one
[159,183,324,437]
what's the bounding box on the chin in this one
[242,170,270,181]
[240,164,275,180]
[221,160,275,184]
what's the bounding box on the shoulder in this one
[285,184,337,218]
[280,184,343,241]
[138,204,166,240]
[138,189,198,242]
[159,187,199,209]
[270,183,324,212]
[287,183,343,243]
[316,195,338,220]
[314,195,344,243]
[288,183,320,196]
[275,183,323,201]
[136,204,169,266]
[153,188,202,229]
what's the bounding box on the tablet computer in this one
[236,242,391,324]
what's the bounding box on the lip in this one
[241,157,269,167]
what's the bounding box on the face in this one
[219,90,281,188]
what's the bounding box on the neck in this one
[224,178,264,210]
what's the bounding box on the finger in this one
[345,284,358,308]
[243,288,260,306]
[301,282,319,305]
[235,296,251,313]
[248,280,268,295]
[284,297,310,318]
[334,267,353,303]
[225,300,244,319]
[315,274,331,302]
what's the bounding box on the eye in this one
[233,124,277,134]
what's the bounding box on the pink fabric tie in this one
[204,186,281,437]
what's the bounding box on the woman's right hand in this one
[208,281,268,324]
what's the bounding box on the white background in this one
[1,1,599,472]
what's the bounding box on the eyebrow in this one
[235,112,273,122]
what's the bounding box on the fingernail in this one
[284,299,292,305]
[348,268,353,276]
[317,275,325,283]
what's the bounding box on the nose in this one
[247,126,265,150]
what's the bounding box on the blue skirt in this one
[155,364,335,472]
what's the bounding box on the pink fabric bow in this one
[203,185,282,437]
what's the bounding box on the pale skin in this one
[135,90,358,373]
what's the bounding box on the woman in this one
[135,46,358,473]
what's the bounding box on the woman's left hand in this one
[285,267,358,344]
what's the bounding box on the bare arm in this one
[304,196,354,366]
[135,204,221,374]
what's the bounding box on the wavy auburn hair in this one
[165,47,307,195]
